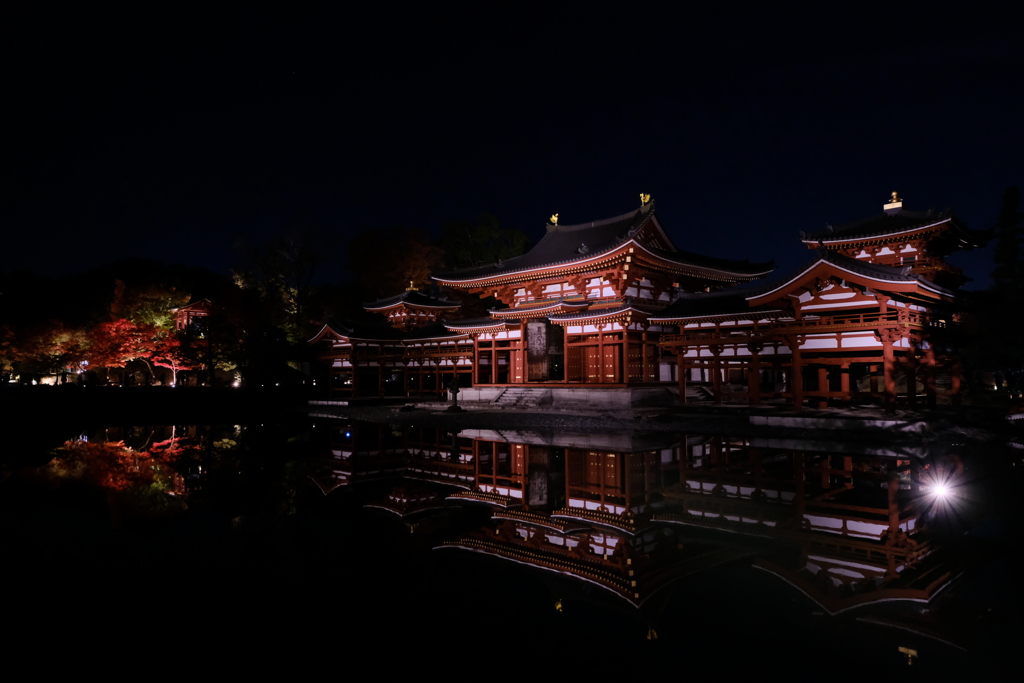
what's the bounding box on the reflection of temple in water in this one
[658,435,954,615]
[311,422,478,505]
[312,422,967,643]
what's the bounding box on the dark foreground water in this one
[2,416,1021,676]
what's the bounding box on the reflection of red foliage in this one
[51,438,193,494]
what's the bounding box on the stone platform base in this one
[455,386,678,409]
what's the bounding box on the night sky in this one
[5,7,1022,288]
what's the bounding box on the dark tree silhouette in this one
[991,186,1023,295]
[346,226,444,298]
[435,212,530,270]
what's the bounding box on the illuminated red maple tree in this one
[86,319,160,379]
[151,334,196,385]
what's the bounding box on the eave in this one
[746,259,954,308]
[443,320,520,334]
[548,306,649,327]
[434,239,773,289]
[402,332,471,343]
[364,301,462,313]
[800,219,950,247]
[490,300,591,319]
[308,323,344,344]
[649,310,785,325]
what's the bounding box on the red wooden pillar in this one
[640,329,648,384]
[747,343,762,406]
[472,335,479,386]
[882,336,896,415]
[789,336,803,411]
[817,366,829,409]
[677,351,687,404]
[840,364,851,403]
[886,466,900,577]
[711,346,722,405]
[924,347,937,408]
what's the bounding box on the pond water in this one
[3,416,1020,674]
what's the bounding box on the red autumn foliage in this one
[87,319,160,369]
[150,335,196,384]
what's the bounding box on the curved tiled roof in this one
[402,321,467,341]
[801,207,989,247]
[364,290,460,310]
[649,290,780,321]
[651,248,960,321]
[547,304,647,322]
[311,320,404,342]
[435,201,773,282]
[749,249,957,301]
[489,298,590,317]
[442,316,517,331]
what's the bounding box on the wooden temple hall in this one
[310,193,987,410]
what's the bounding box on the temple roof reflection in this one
[307,420,979,646]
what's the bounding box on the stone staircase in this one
[493,387,549,408]
[685,385,715,402]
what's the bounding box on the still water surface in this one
[3,417,1019,674]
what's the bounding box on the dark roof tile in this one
[753,249,958,297]
[801,207,988,246]
[650,290,774,319]
[364,290,460,309]
[322,320,404,341]
[436,201,772,282]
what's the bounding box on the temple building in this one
[656,193,988,412]
[311,197,771,403]
[433,200,772,391]
[172,298,212,331]
[310,193,986,411]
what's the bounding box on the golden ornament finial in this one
[406,280,416,291]
[890,191,901,203]
[640,193,651,205]
[550,213,559,225]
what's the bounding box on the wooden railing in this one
[660,310,926,347]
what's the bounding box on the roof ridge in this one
[548,202,652,232]
[799,206,978,243]
[363,290,460,307]
[750,249,928,299]
[673,289,756,299]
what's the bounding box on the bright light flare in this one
[921,469,963,514]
